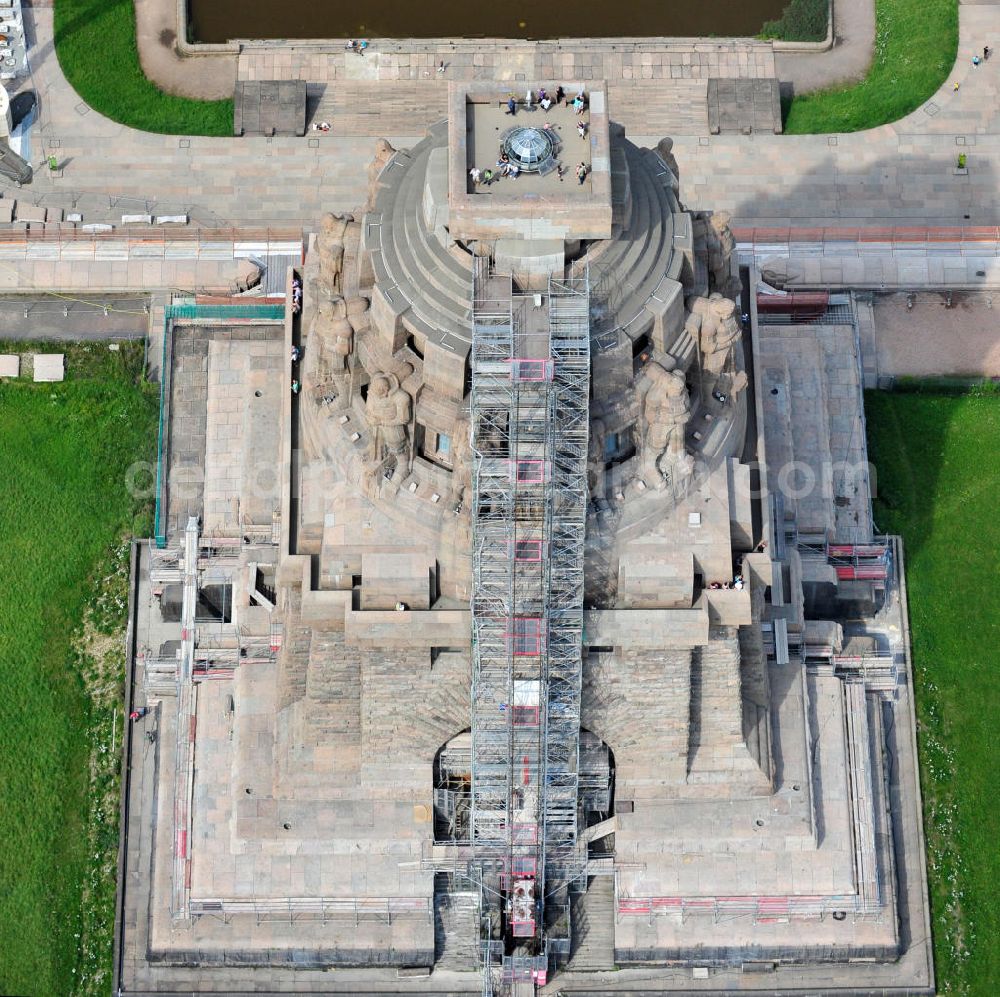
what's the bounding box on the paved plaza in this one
[0,4,993,233]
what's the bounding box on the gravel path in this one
[874,291,1000,378]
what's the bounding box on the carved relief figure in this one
[655,137,680,186]
[367,139,397,210]
[365,372,412,467]
[705,210,737,294]
[307,293,369,401]
[315,212,354,293]
[688,292,742,388]
[637,362,692,488]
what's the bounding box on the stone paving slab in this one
[32,351,63,380]
[239,38,776,86]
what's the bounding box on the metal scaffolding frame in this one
[468,256,591,988]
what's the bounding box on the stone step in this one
[276,618,311,711]
[308,82,450,136]
[587,143,675,341]
[434,890,479,971]
[568,876,615,971]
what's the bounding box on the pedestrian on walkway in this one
[577,120,587,139]
[953,81,960,91]
[437,60,445,73]
[984,45,991,61]
[469,166,482,185]
[972,54,981,67]
[358,39,369,55]
[506,96,517,115]
[576,162,587,185]
[555,85,565,104]
[130,707,149,722]
[291,379,300,394]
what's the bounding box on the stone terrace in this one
[238,38,776,85]
[240,38,778,137]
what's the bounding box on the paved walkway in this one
[774,0,876,93]
[672,3,1000,226]
[133,0,235,99]
[9,3,1000,233]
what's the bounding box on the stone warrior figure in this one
[365,372,412,469]
[315,212,354,293]
[636,361,693,488]
[687,292,742,392]
[308,294,369,398]
[655,137,680,190]
[366,138,397,211]
[705,210,737,295]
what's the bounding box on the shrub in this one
[760,0,828,42]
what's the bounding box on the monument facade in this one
[123,83,931,995]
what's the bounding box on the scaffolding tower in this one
[468,257,591,991]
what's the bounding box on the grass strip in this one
[865,387,1000,993]
[784,0,958,133]
[0,341,157,996]
[54,0,232,135]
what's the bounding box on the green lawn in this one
[785,0,958,133]
[0,342,157,997]
[866,388,1000,994]
[54,0,232,135]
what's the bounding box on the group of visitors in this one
[504,86,586,116]
[345,39,369,55]
[709,574,745,591]
[469,148,523,187]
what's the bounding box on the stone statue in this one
[366,139,397,210]
[655,137,680,186]
[307,293,369,401]
[706,211,736,294]
[312,296,352,367]
[365,372,411,468]
[315,212,354,293]
[688,292,742,389]
[447,416,473,516]
[637,362,692,488]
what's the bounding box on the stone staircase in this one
[362,649,472,759]
[582,647,692,788]
[686,635,771,793]
[275,614,311,712]
[364,121,473,348]
[567,876,615,971]
[433,888,480,971]
[305,628,362,744]
[307,81,450,137]
[584,141,686,354]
